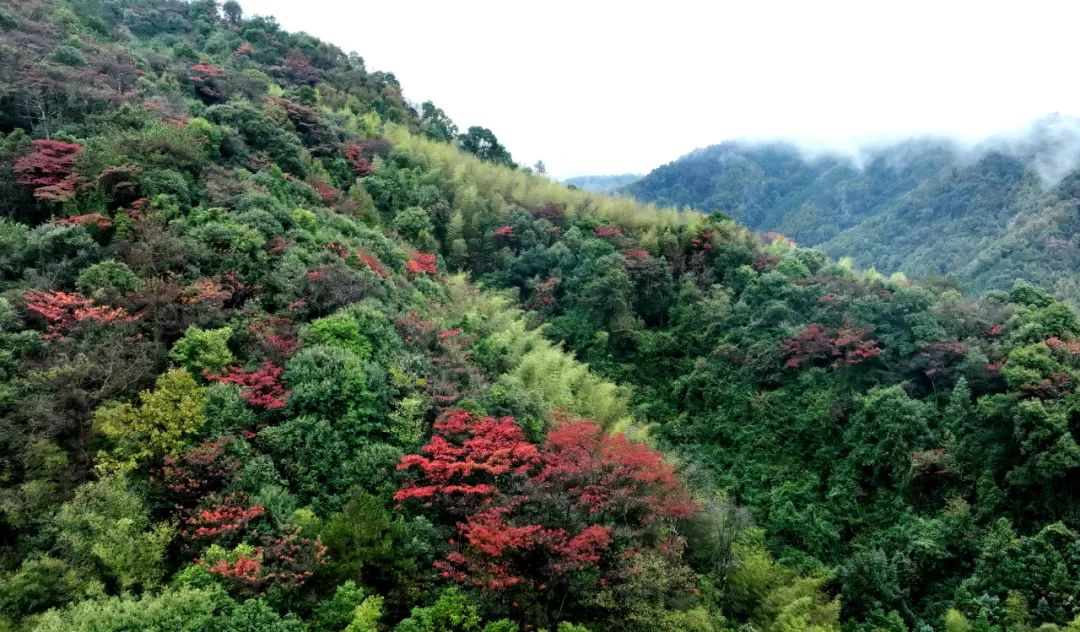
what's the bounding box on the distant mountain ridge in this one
[563,173,641,193]
[624,116,1080,303]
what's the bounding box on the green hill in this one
[624,124,1080,304]
[563,174,642,194]
[1,2,1080,631]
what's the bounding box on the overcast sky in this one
[238,0,1080,178]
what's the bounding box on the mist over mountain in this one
[562,173,642,194]
[625,115,1080,303]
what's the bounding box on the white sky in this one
[238,0,1080,179]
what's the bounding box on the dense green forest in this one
[623,127,1080,305]
[1,1,1079,631]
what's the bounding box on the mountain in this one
[624,121,1080,303]
[2,2,1080,632]
[563,173,642,193]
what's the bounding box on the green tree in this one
[53,475,172,592]
[457,126,514,167]
[170,326,234,374]
[419,101,458,143]
[93,369,207,469]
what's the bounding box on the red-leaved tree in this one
[51,213,112,229]
[344,143,374,177]
[396,410,696,624]
[406,251,439,275]
[161,437,239,504]
[780,323,882,369]
[205,361,290,409]
[199,528,327,597]
[13,139,82,202]
[188,63,228,102]
[182,493,266,544]
[24,290,133,339]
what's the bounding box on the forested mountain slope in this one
[1,2,1080,632]
[623,125,1080,304]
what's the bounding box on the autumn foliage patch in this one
[205,361,290,409]
[780,323,883,368]
[24,290,133,339]
[406,251,439,275]
[396,409,695,609]
[13,140,82,202]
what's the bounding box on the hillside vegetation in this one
[1,2,1080,632]
[624,126,1080,304]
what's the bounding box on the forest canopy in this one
[0,2,1078,632]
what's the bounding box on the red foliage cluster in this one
[205,552,264,586]
[523,202,566,223]
[493,225,515,239]
[1046,337,1080,356]
[324,242,389,277]
[189,63,226,78]
[525,276,561,312]
[219,270,253,307]
[622,248,650,260]
[309,177,340,203]
[690,229,715,251]
[535,421,696,522]
[188,63,228,101]
[51,213,112,229]
[593,226,623,238]
[283,53,319,86]
[1021,371,1074,399]
[395,410,540,505]
[324,242,349,258]
[24,290,133,339]
[353,249,389,278]
[259,530,328,587]
[161,438,238,500]
[200,530,327,596]
[988,324,1006,337]
[183,493,266,541]
[248,316,298,359]
[205,362,290,409]
[396,410,695,599]
[13,139,82,202]
[235,42,255,55]
[127,197,150,220]
[780,323,883,369]
[437,507,613,590]
[266,236,290,256]
[406,251,439,275]
[181,278,230,305]
[344,143,374,176]
[437,328,462,340]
